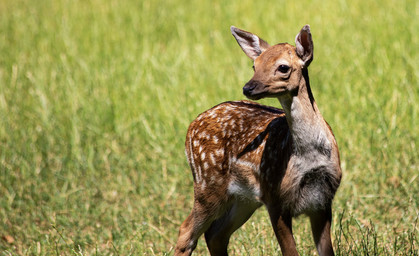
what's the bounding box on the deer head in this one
[231,25,313,100]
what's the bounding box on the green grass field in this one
[0,0,418,255]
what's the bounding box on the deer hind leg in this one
[175,202,217,256]
[204,200,260,256]
[267,208,298,256]
[175,181,231,256]
[309,207,334,256]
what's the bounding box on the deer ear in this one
[295,25,313,67]
[231,26,270,61]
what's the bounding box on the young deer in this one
[175,25,342,256]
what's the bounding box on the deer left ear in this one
[295,25,313,67]
[231,26,270,61]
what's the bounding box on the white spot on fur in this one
[203,161,209,170]
[213,136,219,144]
[209,153,216,166]
[208,110,216,118]
[195,165,202,183]
[222,129,227,137]
[228,181,261,201]
[188,137,199,183]
[210,176,216,184]
[255,146,263,155]
[215,148,224,157]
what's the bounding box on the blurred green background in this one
[0,0,417,255]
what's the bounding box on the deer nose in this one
[243,81,257,96]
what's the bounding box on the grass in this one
[0,0,418,255]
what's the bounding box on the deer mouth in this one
[244,93,267,100]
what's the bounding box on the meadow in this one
[0,0,418,255]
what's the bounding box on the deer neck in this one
[278,69,331,156]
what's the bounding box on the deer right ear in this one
[231,26,270,61]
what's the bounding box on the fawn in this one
[175,25,342,256]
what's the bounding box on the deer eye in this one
[277,64,290,73]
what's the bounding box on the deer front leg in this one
[309,207,334,256]
[268,209,298,256]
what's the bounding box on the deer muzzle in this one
[243,80,266,100]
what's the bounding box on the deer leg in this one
[175,203,216,256]
[309,207,334,256]
[268,209,298,256]
[204,200,260,256]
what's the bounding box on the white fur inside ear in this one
[294,26,313,67]
[231,27,262,60]
[241,34,262,57]
[295,34,305,59]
